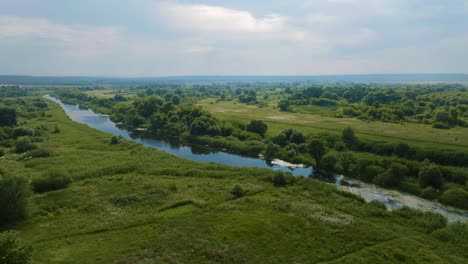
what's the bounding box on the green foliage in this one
[432,122,450,129]
[11,127,35,139]
[272,171,290,187]
[418,164,443,189]
[15,137,36,153]
[0,231,32,264]
[393,206,447,233]
[320,152,342,173]
[230,184,246,199]
[308,139,327,167]
[32,171,72,193]
[439,188,468,210]
[420,187,439,200]
[27,148,54,158]
[246,120,268,137]
[0,176,30,226]
[374,163,408,187]
[264,142,280,160]
[0,107,17,127]
[341,126,356,146]
[110,135,122,145]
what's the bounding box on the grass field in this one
[198,99,468,151]
[0,97,465,263]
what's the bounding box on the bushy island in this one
[52,84,468,211]
[1,86,467,263]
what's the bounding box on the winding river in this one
[45,95,468,222]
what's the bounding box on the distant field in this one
[198,99,468,151]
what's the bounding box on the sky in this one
[0,0,467,76]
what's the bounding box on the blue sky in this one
[0,0,467,76]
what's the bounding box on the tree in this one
[308,139,327,168]
[374,163,408,187]
[419,164,443,189]
[246,120,268,137]
[341,126,356,146]
[320,152,341,173]
[0,108,17,127]
[264,142,280,160]
[340,152,356,174]
[277,100,289,111]
[0,176,30,226]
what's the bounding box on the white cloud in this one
[155,1,330,53]
[0,15,123,57]
[158,3,287,34]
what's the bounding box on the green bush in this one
[230,184,246,199]
[432,222,468,243]
[11,127,35,139]
[110,136,122,144]
[439,188,468,210]
[393,206,447,233]
[27,148,54,158]
[32,171,72,193]
[0,148,5,157]
[272,171,290,187]
[420,187,439,200]
[0,176,30,226]
[15,137,36,153]
[0,231,32,264]
[418,165,443,189]
[432,122,450,129]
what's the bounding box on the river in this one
[44,95,468,222]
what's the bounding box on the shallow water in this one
[45,95,467,222]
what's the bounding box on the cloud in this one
[155,1,330,54]
[158,3,287,34]
[0,15,122,57]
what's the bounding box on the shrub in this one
[393,206,447,233]
[439,188,468,210]
[375,163,408,187]
[320,152,342,173]
[110,135,121,144]
[418,165,443,189]
[432,222,468,243]
[342,126,356,146]
[0,231,32,264]
[32,171,71,193]
[272,171,289,187]
[420,187,439,200]
[11,127,35,139]
[0,176,30,226]
[230,184,246,199]
[52,125,61,134]
[15,137,36,153]
[27,148,54,158]
[432,122,450,129]
[0,148,5,157]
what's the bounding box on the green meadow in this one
[197,99,468,151]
